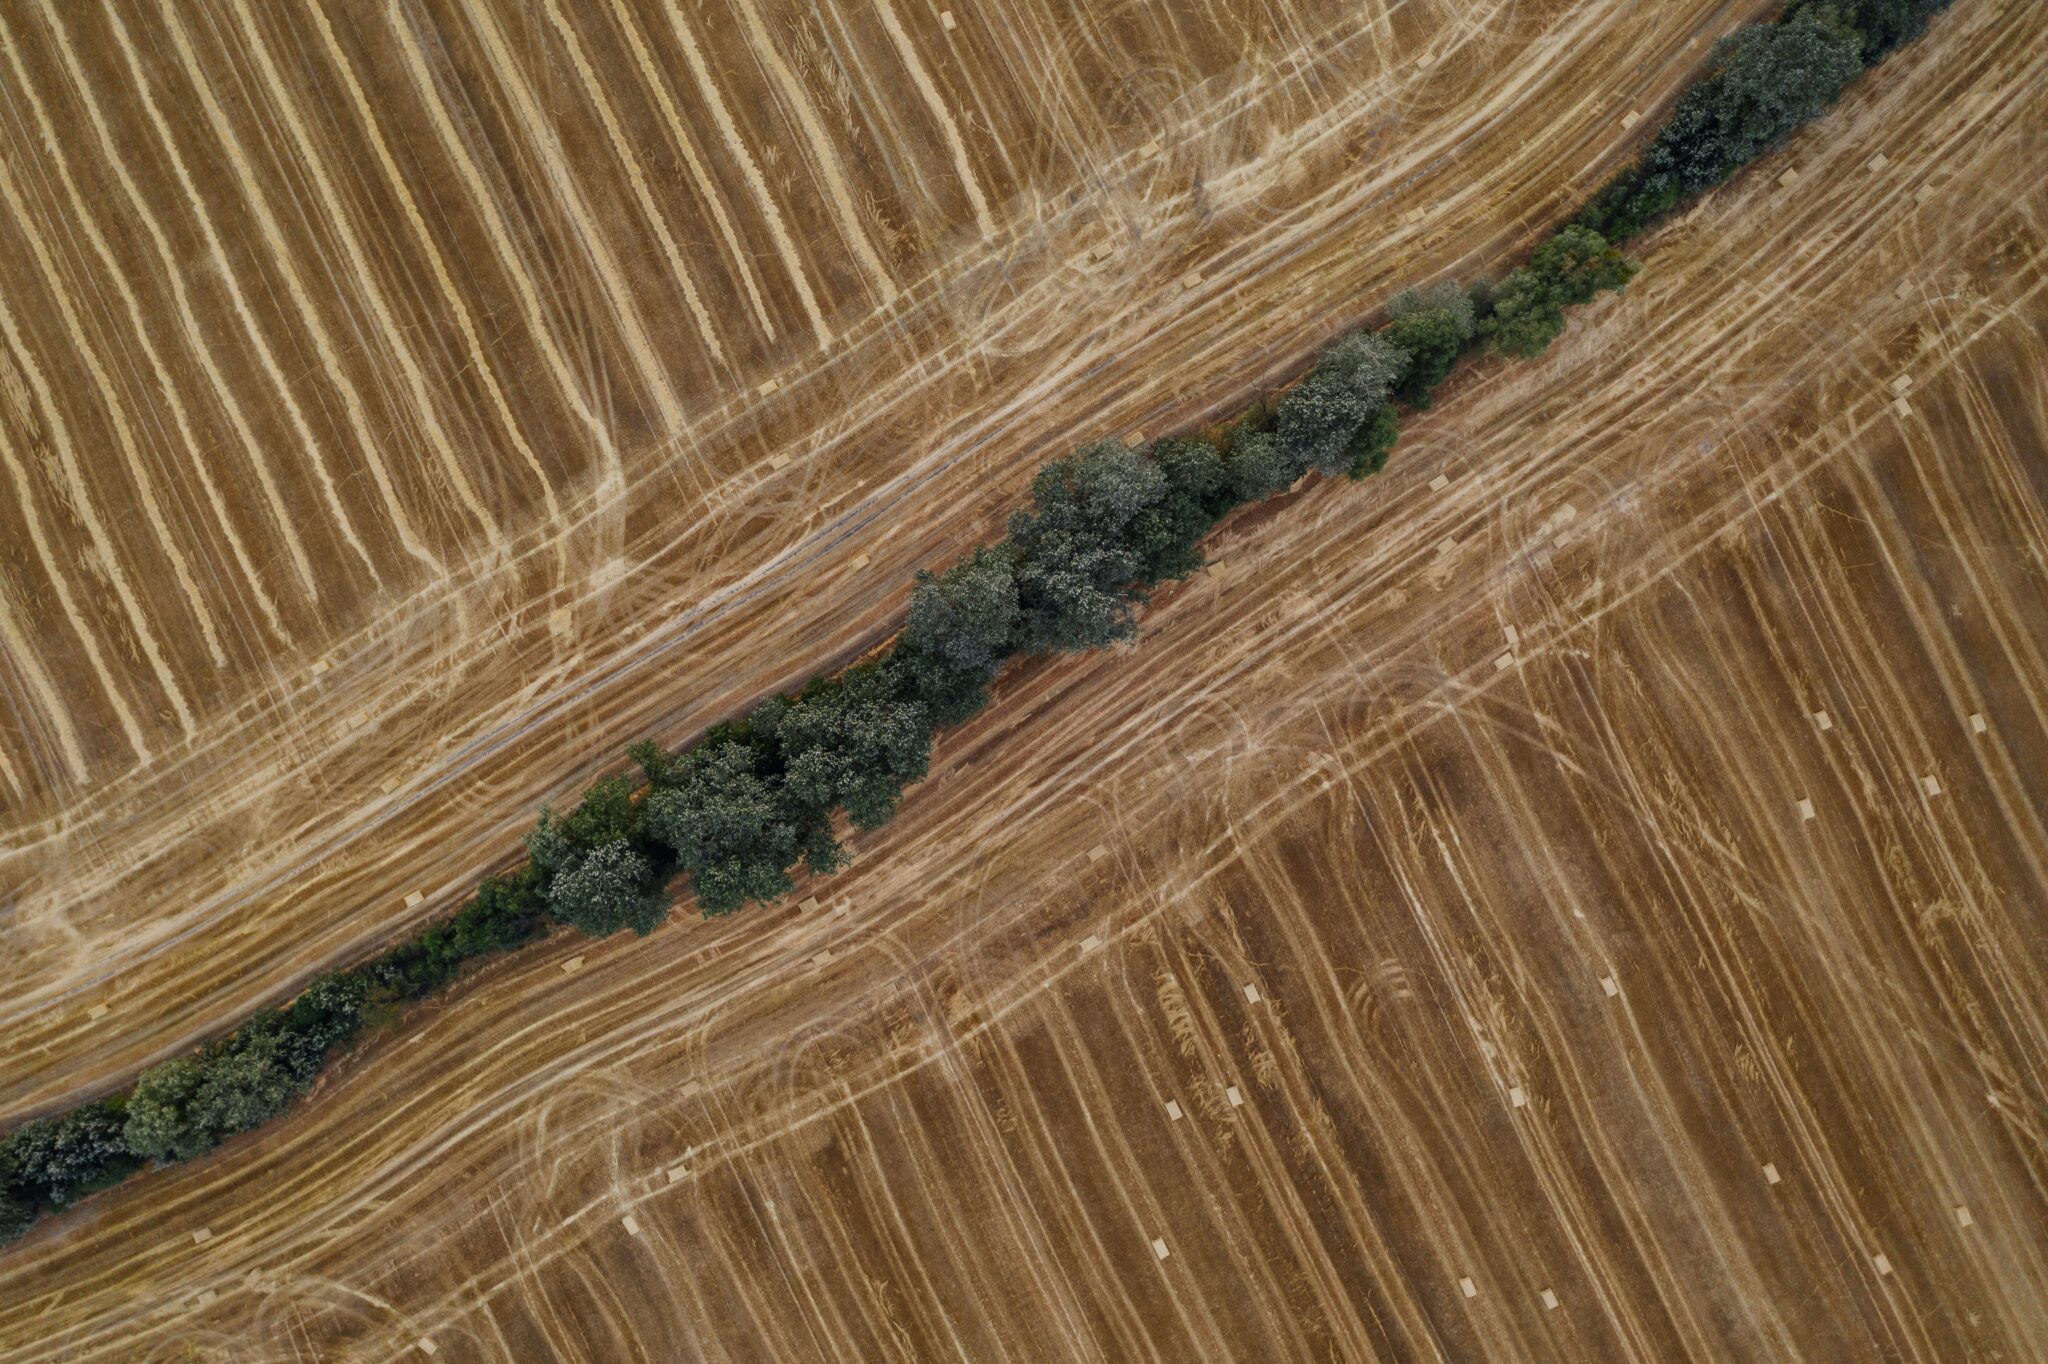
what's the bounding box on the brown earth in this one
[0,0,1770,1122]
[3,1,2044,1360]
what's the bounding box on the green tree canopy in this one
[1008,440,1166,652]
[541,838,666,937]
[643,742,802,914]
[1275,331,1408,476]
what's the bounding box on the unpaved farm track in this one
[4,2,2045,1360]
[0,0,1772,1118]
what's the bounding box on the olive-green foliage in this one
[1008,440,1166,653]
[446,867,548,960]
[541,838,665,937]
[775,663,933,831]
[272,972,369,1079]
[1,1100,136,1211]
[1481,227,1636,358]
[1788,0,1953,61]
[527,775,639,875]
[642,741,801,915]
[903,545,1019,676]
[124,1036,296,1166]
[1581,7,1866,240]
[898,544,1020,723]
[1275,331,1408,477]
[1383,281,1477,407]
[362,869,543,1002]
[1224,429,1293,503]
[1127,437,1229,583]
[1483,266,1568,358]
[1531,226,1639,306]
[1344,404,1401,480]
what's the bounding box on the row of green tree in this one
[0,0,1951,1246]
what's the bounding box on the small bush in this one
[1383,281,1477,407]
[1345,405,1401,480]
[643,742,802,915]
[1008,440,1165,653]
[1275,331,1408,477]
[3,1100,137,1209]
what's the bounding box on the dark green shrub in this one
[1481,227,1635,358]
[0,1189,31,1244]
[448,866,548,958]
[2,1100,138,1209]
[643,742,802,914]
[1383,282,1477,407]
[1583,8,1865,240]
[1007,440,1165,652]
[1344,405,1401,480]
[1482,266,1566,358]
[1275,331,1408,476]
[1787,0,1953,63]
[1529,227,1638,306]
[121,1033,308,1166]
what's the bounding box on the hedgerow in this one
[0,0,1951,1246]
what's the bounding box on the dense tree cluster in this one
[1,0,1944,1245]
[1581,1,1934,242]
[1480,226,1639,358]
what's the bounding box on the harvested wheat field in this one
[6,0,2048,1361]
[0,0,1770,1117]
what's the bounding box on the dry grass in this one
[5,0,2045,1360]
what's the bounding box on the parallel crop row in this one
[0,0,1953,1248]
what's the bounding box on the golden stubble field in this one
[0,0,1772,1119]
[2,1,2043,1360]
